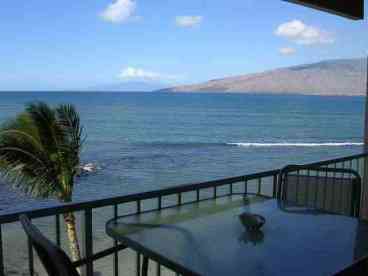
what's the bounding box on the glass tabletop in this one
[106,196,368,276]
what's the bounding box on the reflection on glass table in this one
[106,195,368,276]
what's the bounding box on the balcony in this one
[0,152,367,276]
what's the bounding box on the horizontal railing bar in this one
[73,243,128,267]
[281,165,362,179]
[111,193,272,220]
[307,153,366,167]
[0,152,365,224]
[0,172,278,224]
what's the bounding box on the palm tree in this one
[0,102,84,265]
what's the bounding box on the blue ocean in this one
[0,92,364,213]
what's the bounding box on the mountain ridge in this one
[159,58,367,96]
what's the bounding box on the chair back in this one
[277,165,361,217]
[19,214,80,276]
[335,256,368,275]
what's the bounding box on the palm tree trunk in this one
[63,212,82,264]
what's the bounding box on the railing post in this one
[136,253,141,276]
[55,215,61,246]
[295,170,300,201]
[313,170,319,208]
[305,169,311,205]
[178,193,182,205]
[113,205,119,276]
[136,200,141,276]
[158,196,162,210]
[272,175,277,198]
[257,178,262,195]
[362,155,368,219]
[323,170,328,210]
[82,209,93,276]
[27,219,34,276]
[0,224,4,276]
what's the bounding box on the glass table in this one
[106,196,368,276]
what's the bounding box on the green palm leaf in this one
[0,101,85,263]
[0,102,84,201]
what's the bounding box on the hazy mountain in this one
[160,58,367,96]
[89,81,167,92]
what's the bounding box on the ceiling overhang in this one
[283,0,364,20]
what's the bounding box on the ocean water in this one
[0,92,365,214]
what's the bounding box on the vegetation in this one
[0,102,84,265]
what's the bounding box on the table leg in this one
[142,256,149,276]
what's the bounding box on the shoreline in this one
[0,91,365,97]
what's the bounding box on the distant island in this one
[158,58,367,96]
[89,81,167,92]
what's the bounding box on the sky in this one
[0,0,367,90]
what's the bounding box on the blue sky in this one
[0,0,367,90]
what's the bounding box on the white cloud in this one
[275,20,334,45]
[175,16,203,28]
[279,47,296,55]
[100,0,137,23]
[118,67,179,81]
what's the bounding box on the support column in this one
[364,56,368,151]
[362,56,368,219]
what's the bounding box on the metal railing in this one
[0,152,367,276]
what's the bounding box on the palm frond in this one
[25,102,63,155]
[0,149,60,198]
[0,101,85,200]
[56,104,84,173]
[0,126,61,198]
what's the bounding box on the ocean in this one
[0,92,365,214]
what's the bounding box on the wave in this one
[227,142,363,147]
[136,141,363,148]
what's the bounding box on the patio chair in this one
[19,214,80,276]
[335,256,368,275]
[277,165,361,217]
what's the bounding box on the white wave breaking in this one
[227,142,363,147]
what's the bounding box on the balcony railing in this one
[0,152,367,276]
